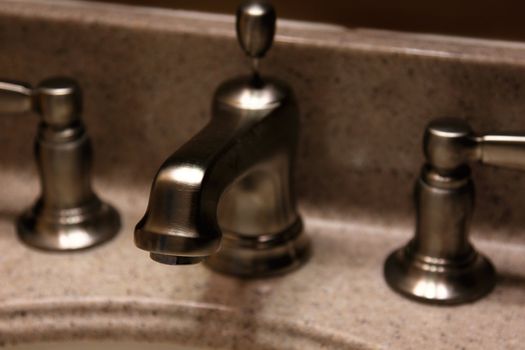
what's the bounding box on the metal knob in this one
[35,77,81,128]
[236,0,276,76]
[0,76,120,251]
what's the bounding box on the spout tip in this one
[134,216,221,260]
[150,253,204,265]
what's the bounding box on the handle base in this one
[384,242,495,305]
[17,198,120,251]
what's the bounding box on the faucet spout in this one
[134,77,309,275]
[135,0,309,276]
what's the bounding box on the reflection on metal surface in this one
[385,117,525,304]
[412,279,449,300]
[57,228,94,250]
[135,1,310,277]
[0,77,120,251]
[169,165,205,186]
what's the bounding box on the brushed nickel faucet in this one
[135,0,310,277]
[0,77,120,251]
[385,117,525,304]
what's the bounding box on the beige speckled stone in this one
[0,0,523,349]
[0,175,524,349]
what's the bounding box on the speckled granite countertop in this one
[0,0,524,349]
[0,174,523,349]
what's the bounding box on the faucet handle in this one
[0,76,122,251]
[0,77,81,128]
[0,80,33,114]
[236,0,276,74]
[424,117,525,172]
[478,133,525,170]
[384,117,513,305]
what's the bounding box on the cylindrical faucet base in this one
[384,165,495,304]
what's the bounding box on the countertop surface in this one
[0,173,523,349]
[0,1,523,349]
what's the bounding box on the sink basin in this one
[4,341,212,350]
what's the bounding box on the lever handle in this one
[0,80,33,114]
[479,133,525,170]
[0,77,80,127]
[424,118,525,172]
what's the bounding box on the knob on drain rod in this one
[236,0,276,79]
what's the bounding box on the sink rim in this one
[0,297,375,350]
